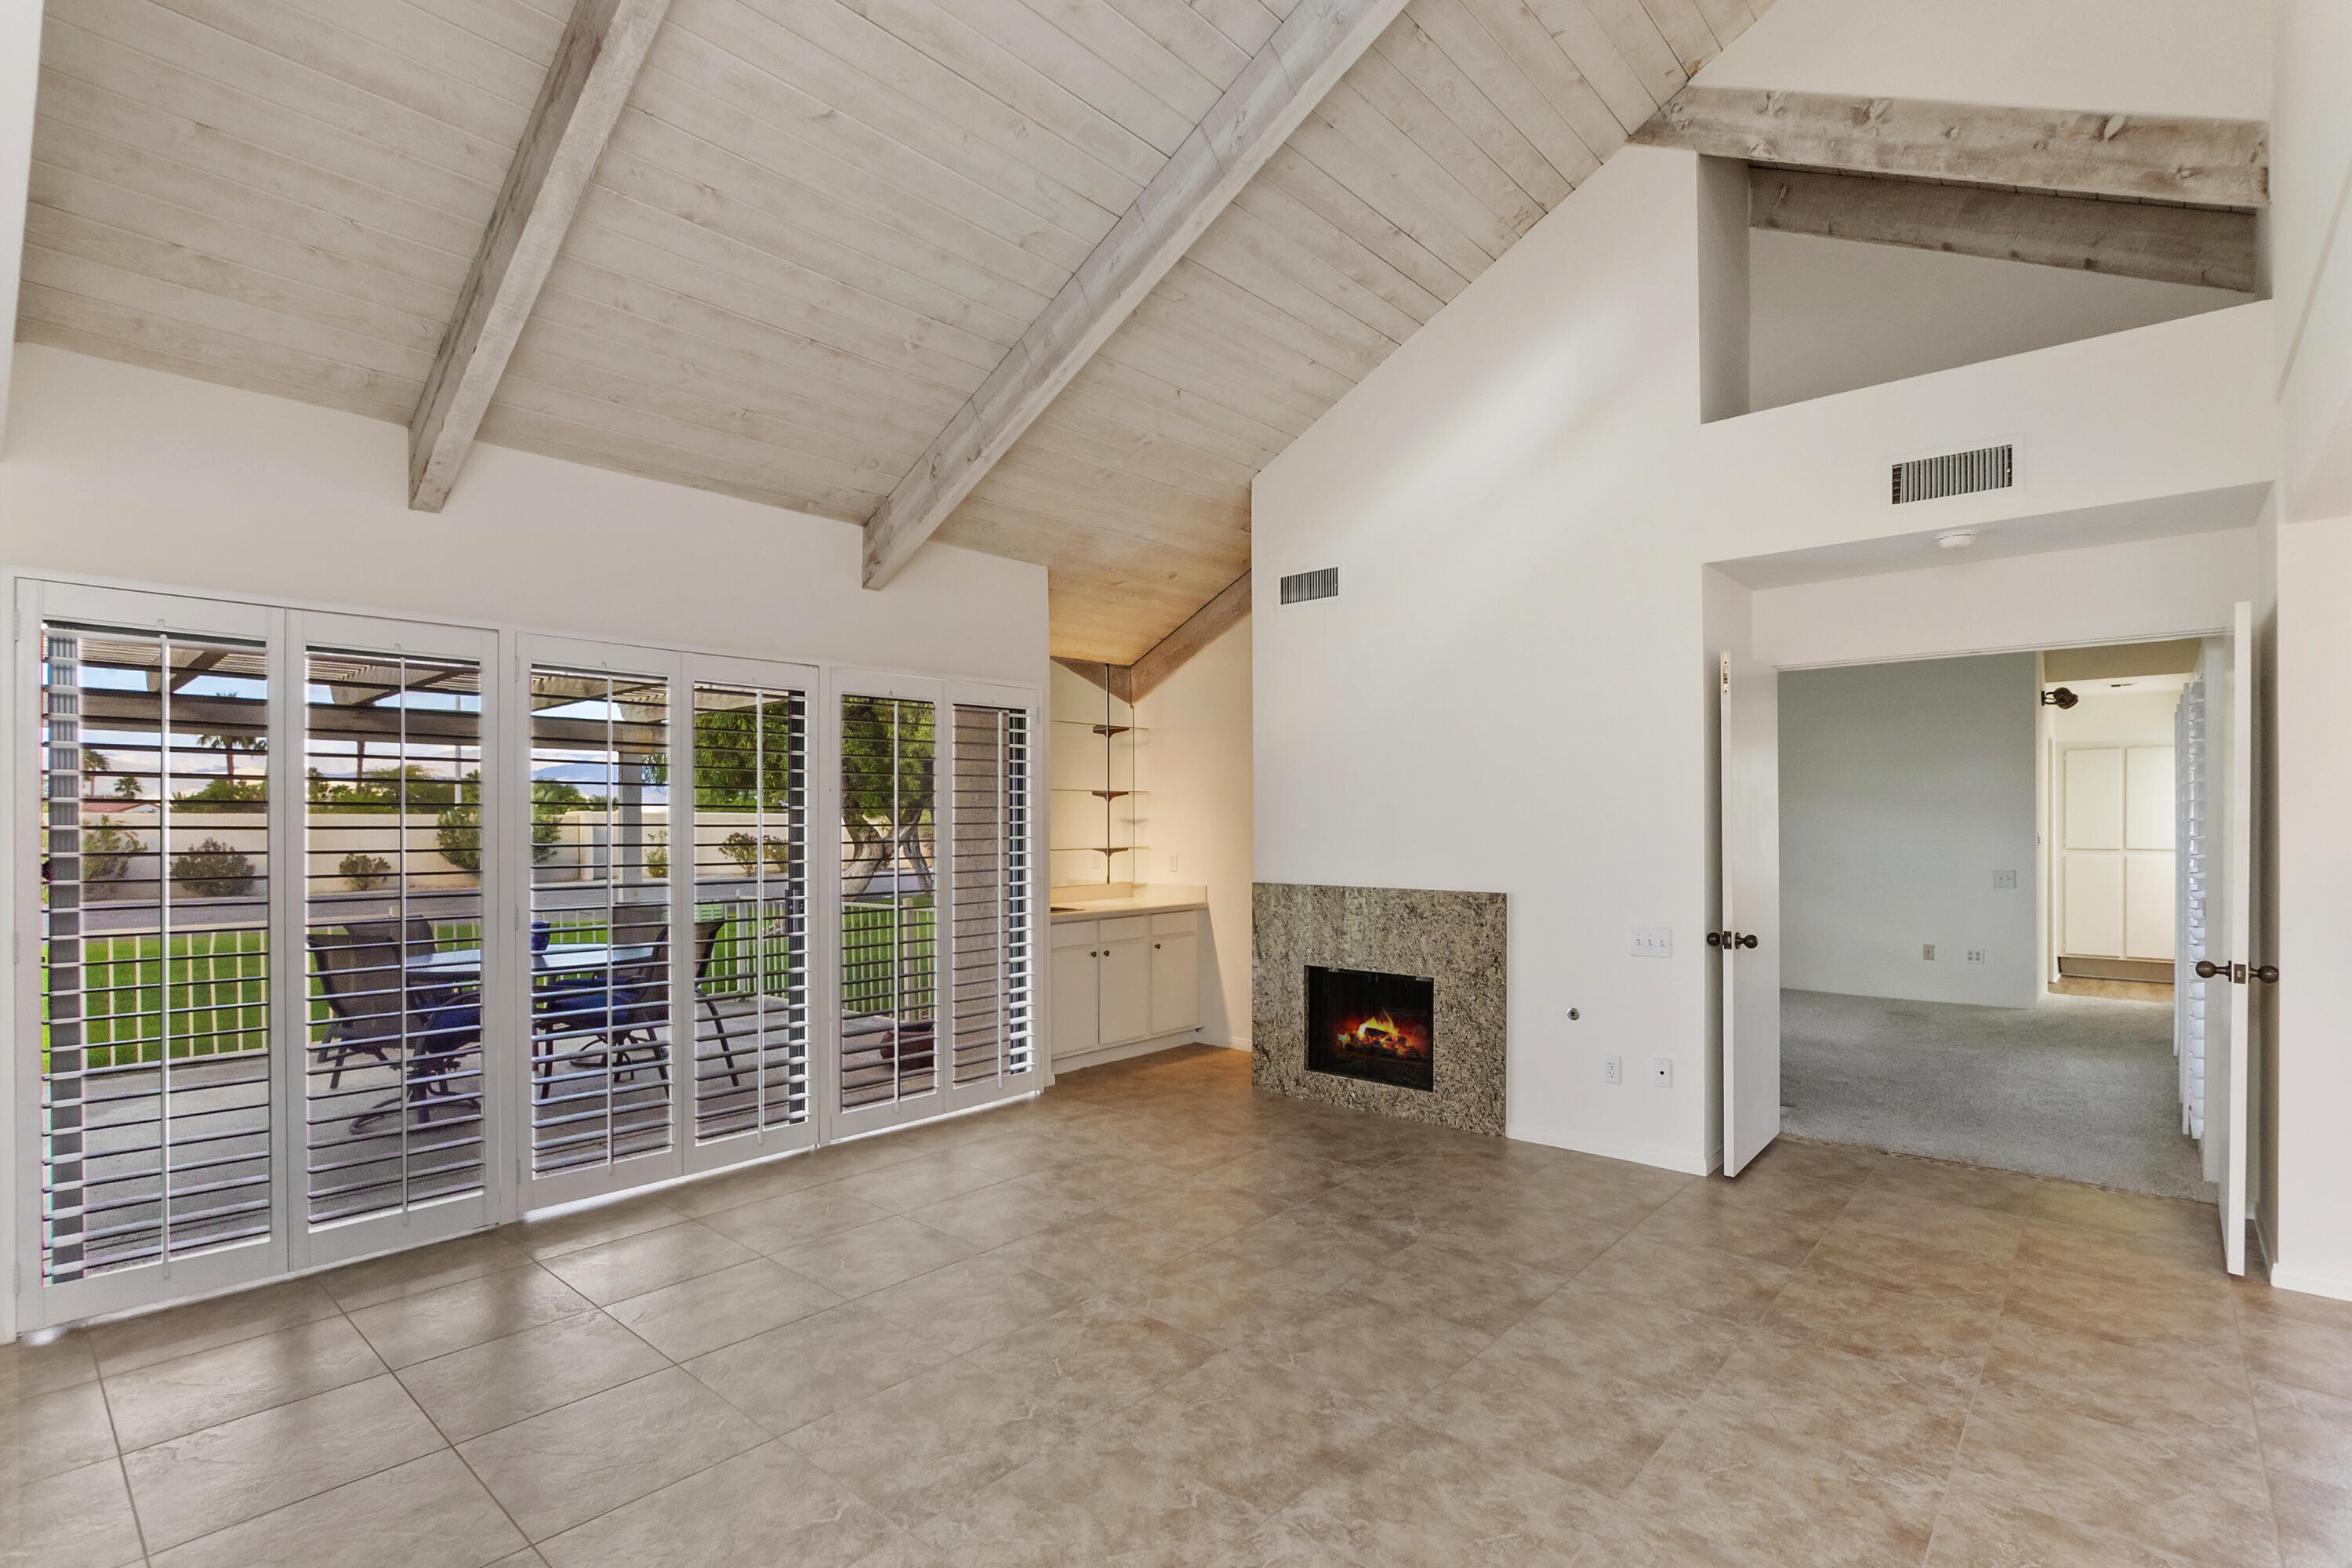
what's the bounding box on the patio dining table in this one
[406,944,658,984]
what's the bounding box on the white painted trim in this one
[1508,1120,1712,1176]
[1051,1032,1202,1073]
[1197,1033,1252,1052]
[2268,1263,2352,1303]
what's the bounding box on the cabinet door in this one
[1149,932,1200,1036]
[1050,946,1102,1061]
[1099,939,1152,1045]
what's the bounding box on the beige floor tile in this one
[1980,1314,2259,1443]
[683,1303,950,1434]
[107,1313,387,1451]
[603,1258,841,1361]
[2002,1261,2241,1352]
[122,1373,445,1552]
[1572,1230,1796,1326]
[1343,1238,1567,1335]
[769,1216,977,1298]
[1826,1185,2028,1264]
[2239,1310,2352,1402]
[2,1331,100,1405]
[1924,1480,2216,1567]
[964,1297,1220,1425]
[993,1210,1207,1294]
[905,1170,1112,1248]
[1207,1206,1406,1294]
[1085,1349,1392,1513]
[1414,1354,1690,1499]
[860,1252,1086,1353]
[783,1359,1083,1528]
[1509,1279,1754,1398]
[346,1265,594,1370]
[1233,1297,1491,1415]
[397,1310,667,1443]
[1110,1244,1334,1346]
[143,1449,524,1568]
[2267,1469,2352,1568]
[1623,1181,1844,1269]
[696,1185,898,1254]
[514,1195,691,1261]
[2232,1269,2352,1334]
[1762,1261,2002,1397]
[1953,1385,2281,1567]
[318,1231,537,1312]
[823,1151,1024,1214]
[456,1367,765,1541]
[1617,1410,1947,1568]
[909,1438,1264,1568]
[1694,1332,1973,1476]
[0,1456,147,1568]
[1100,1177,1294,1249]
[1276,1417,1606,1566]
[1566,1505,1791,1567]
[1802,1225,2015,1302]
[2252,1375,2352,1488]
[93,1277,342,1376]
[533,1440,893,1568]
[536,1222,758,1306]
[0,1378,116,1485]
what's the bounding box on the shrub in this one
[81,823,137,883]
[339,851,393,891]
[175,839,256,897]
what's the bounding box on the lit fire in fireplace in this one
[1334,1010,1428,1060]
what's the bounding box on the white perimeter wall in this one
[1135,617,1254,1048]
[1780,655,2040,1007]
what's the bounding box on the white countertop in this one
[1047,885,1208,923]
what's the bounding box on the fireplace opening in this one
[1306,966,1435,1091]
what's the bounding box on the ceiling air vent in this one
[1892,445,2013,505]
[1280,567,1338,604]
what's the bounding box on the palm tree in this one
[198,731,265,783]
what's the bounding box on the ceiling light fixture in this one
[1936,530,1979,550]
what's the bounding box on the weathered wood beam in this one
[408,0,671,511]
[861,0,1414,590]
[1131,570,1250,700]
[1635,87,2267,208]
[1748,166,2259,292]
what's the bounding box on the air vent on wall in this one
[1280,567,1338,604]
[1892,445,2014,505]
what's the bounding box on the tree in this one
[434,772,585,871]
[840,697,933,894]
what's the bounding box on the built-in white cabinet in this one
[1051,908,1201,1062]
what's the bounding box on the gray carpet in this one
[1780,989,2217,1203]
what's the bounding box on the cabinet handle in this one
[1154,942,1161,949]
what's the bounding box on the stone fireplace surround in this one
[1252,882,1507,1135]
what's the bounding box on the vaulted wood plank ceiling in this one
[20,0,1773,660]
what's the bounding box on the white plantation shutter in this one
[951,704,1034,1085]
[840,695,938,1112]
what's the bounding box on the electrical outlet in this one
[1630,927,1672,958]
[1991,869,2017,888]
[1604,1055,1621,1084]
[1922,943,1936,960]
[1966,949,1987,965]
[1167,853,1179,873]
[1652,1056,1672,1088]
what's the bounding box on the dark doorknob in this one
[2195,960,2223,980]
[2254,964,2280,983]
[1707,931,1722,947]
[1737,932,1758,949]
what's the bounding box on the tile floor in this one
[5,1045,2350,1567]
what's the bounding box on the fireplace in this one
[1306,965,1435,1091]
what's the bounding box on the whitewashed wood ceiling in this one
[21,0,1773,660]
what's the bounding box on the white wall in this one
[1134,618,1254,1047]
[0,347,1044,680]
[1751,232,2252,413]
[1254,134,2274,1174]
[0,345,1049,1341]
[1700,0,2271,118]
[1780,655,2040,1007]
[1751,528,2256,670]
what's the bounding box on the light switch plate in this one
[1631,927,1672,958]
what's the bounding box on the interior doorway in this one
[1768,641,2216,1201]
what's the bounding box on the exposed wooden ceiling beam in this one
[408,0,672,511]
[1748,166,2259,292]
[1635,87,2267,208]
[860,0,1414,590]
[1131,570,1251,700]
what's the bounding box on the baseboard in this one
[2268,1262,2352,1303]
[1197,1033,1250,1052]
[1051,1033,1201,1073]
[1506,1120,1711,1176]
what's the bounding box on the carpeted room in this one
[1777,646,2215,1200]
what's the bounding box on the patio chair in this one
[532,903,670,1098]
[692,915,757,1089]
[310,929,481,1131]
